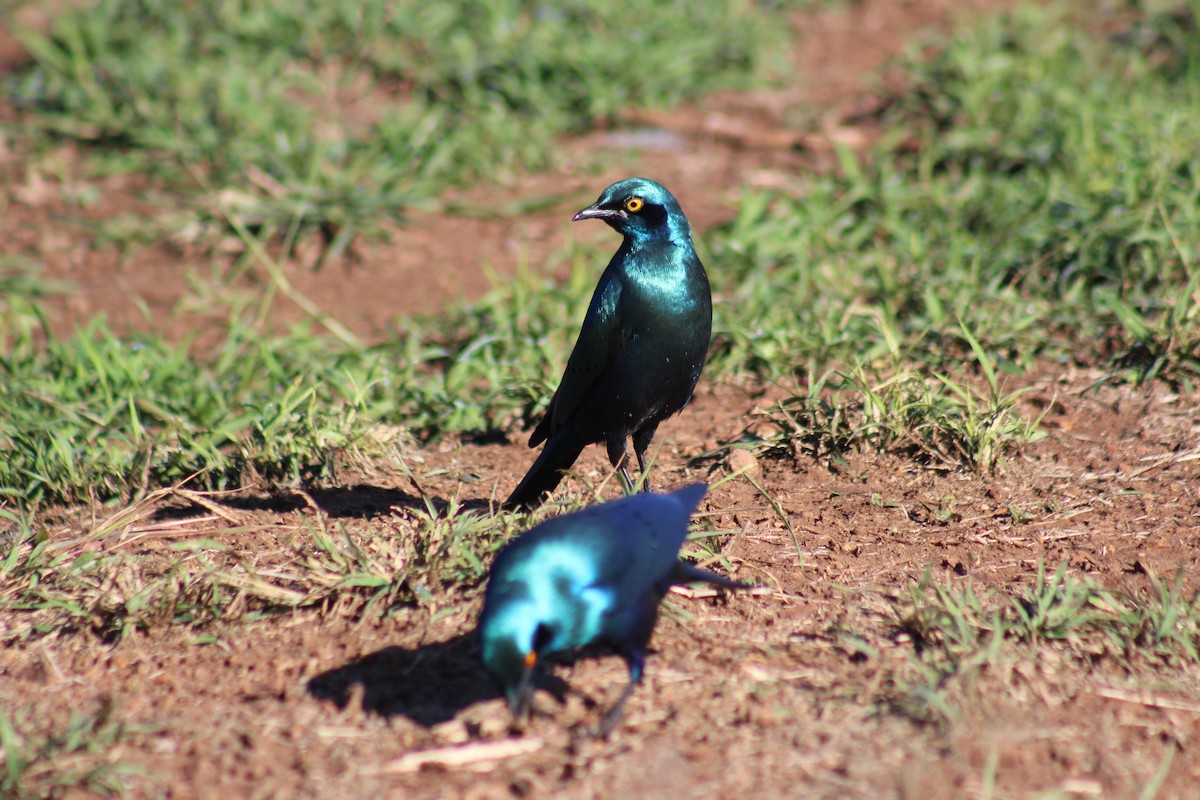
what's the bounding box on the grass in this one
[0,308,375,504]
[707,3,1200,385]
[720,336,1047,475]
[0,471,615,643]
[681,1,1199,469]
[2,0,797,252]
[0,698,141,798]
[0,250,597,504]
[856,562,1200,728]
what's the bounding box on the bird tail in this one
[672,561,756,591]
[668,483,708,516]
[667,484,755,589]
[503,429,587,510]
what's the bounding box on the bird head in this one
[572,177,690,240]
[478,603,553,719]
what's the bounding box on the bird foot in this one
[572,716,621,741]
[594,681,637,738]
[594,708,623,739]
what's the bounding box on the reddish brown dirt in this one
[3,377,1198,798]
[4,1,1200,798]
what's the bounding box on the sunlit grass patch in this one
[0,249,600,506]
[849,562,1200,727]
[707,2,1200,388]
[0,475,625,643]
[0,698,143,799]
[4,0,797,249]
[0,314,375,504]
[719,360,1046,474]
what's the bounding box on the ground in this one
[2,1,1199,798]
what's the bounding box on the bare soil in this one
[4,1,1200,798]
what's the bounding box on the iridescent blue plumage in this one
[505,178,713,508]
[478,484,746,732]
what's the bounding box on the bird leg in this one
[607,437,637,495]
[509,664,538,725]
[631,454,651,494]
[595,650,645,738]
[596,679,638,738]
[617,464,636,495]
[631,426,659,493]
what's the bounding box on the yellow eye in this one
[624,196,644,213]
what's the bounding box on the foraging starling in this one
[479,484,746,733]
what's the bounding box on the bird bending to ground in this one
[478,483,748,734]
[504,178,712,509]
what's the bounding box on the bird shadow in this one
[297,485,495,518]
[305,632,572,728]
[152,483,498,523]
[226,485,431,519]
[305,632,496,727]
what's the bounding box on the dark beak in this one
[508,665,536,719]
[572,203,622,222]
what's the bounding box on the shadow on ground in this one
[305,632,578,728]
[152,483,499,522]
[236,485,432,518]
[305,633,498,727]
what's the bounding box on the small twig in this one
[39,641,67,683]
[739,470,803,563]
[175,489,244,525]
[368,737,545,775]
[110,516,221,550]
[669,585,776,600]
[1095,686,1200,714]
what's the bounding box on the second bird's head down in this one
[572,177,692,243]
[478,484,750,730]
[479,487,712,717]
